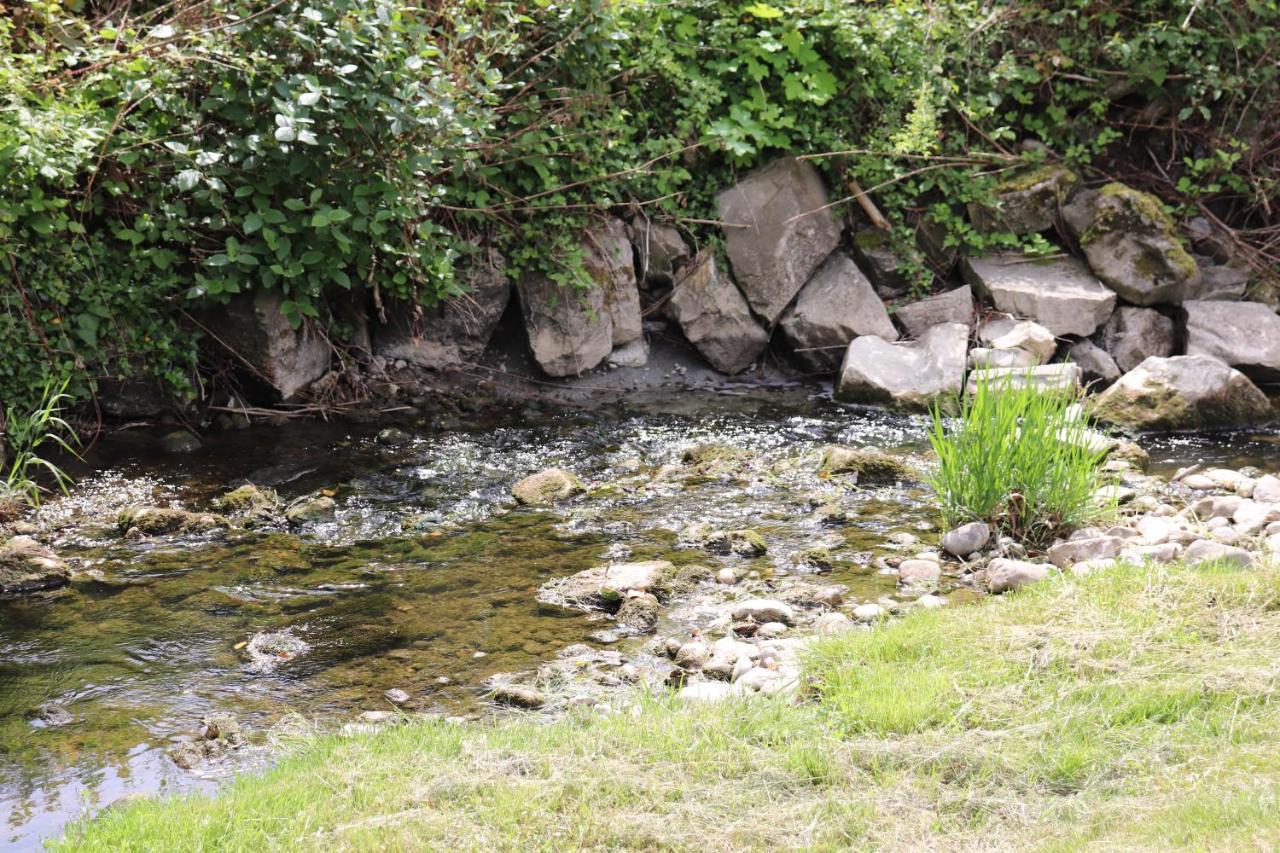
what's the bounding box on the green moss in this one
[212,485,281,515]
[117,506,229,535]
[852,228,891,250]
[997,164,1077,194]
[819,446,913,482]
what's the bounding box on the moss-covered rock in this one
[818,445,913,483]
[284,495,337,525]
[212,484,281,517]
[511,468,584,506]
[1076,183,1199,305]
[0,536,70,597]
[117,506,229,536]
[970,164,1077,235]
[680,444,751,477]
[1092,355,1271,431]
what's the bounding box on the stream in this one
[3,387,1280,849]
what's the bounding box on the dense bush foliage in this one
[2,0,1277,412]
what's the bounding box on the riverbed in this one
[3,388,1279,849]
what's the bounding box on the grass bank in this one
[59,560,1280,851]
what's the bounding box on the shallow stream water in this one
[3,388,1280,849]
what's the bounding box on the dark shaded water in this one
[3,390,1280,849]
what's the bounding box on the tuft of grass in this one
[1,376,78,514]
[927,372,1108,547]
[56,559,1280,852]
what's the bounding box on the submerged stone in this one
[512,468,584,506]
[117,506,229,536]
[537,560,672,612]
[0,536,70,598]
[818,445,913,483]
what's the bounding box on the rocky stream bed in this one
[4,391,1280,849]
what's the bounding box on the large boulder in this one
[779,253,896,372]
[834,323,969,410]
[583,217,642,347]
[1184,301,1280,382]
[517,273,612,377]
[961,253,1115,337]
[1101,307,1176,373]
[893,286,974,338]
[1092,355,1272,431]
[717,157,840,323]
[667,254,769,374]
[1073,183,1200,305]
[374,246,510,369]
[969,165,1078,235]
[207,289,331,400]
[0,536,70,597]
[627,220,691,286]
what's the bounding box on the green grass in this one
[1,376,77,514]
[927,375,1109,547]
[58,560,1280,851]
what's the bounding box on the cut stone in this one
[374,245,510,369]
[834,323,969,411]
[1101,307,1176,373]
[961,253,1115,336]
[969,165,1078,235]
[584,217,642,347]
[1075,183,1201,306]
[517,274,612,378]
[627,220,691,286]
[206,289,331,400]
[966,364,1081,394]
[779,252,897,372]
[717,157,841,323]
[1183,301,1280,383]
[1066,339,1121,385]
[892,286,975,338]
[667,254,769,374]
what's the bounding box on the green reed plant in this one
[927,373,1108,548]
[1,378,78,512]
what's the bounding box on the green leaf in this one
[743,3,784,19]
[244,213,264,234]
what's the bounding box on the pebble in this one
[1181,474,1216,490]
[940,522,990,557]
[384,688,411,705]
[1184,539,1254,568]
[986,558,1051,594]
[852,603,886,622]
[730,599,795,625]
[716,568,738,585]
[814,612,854,635]
[678,682,735,702]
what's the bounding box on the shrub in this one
[926,374,1108,547]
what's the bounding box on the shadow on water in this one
[4,388,1280,848]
